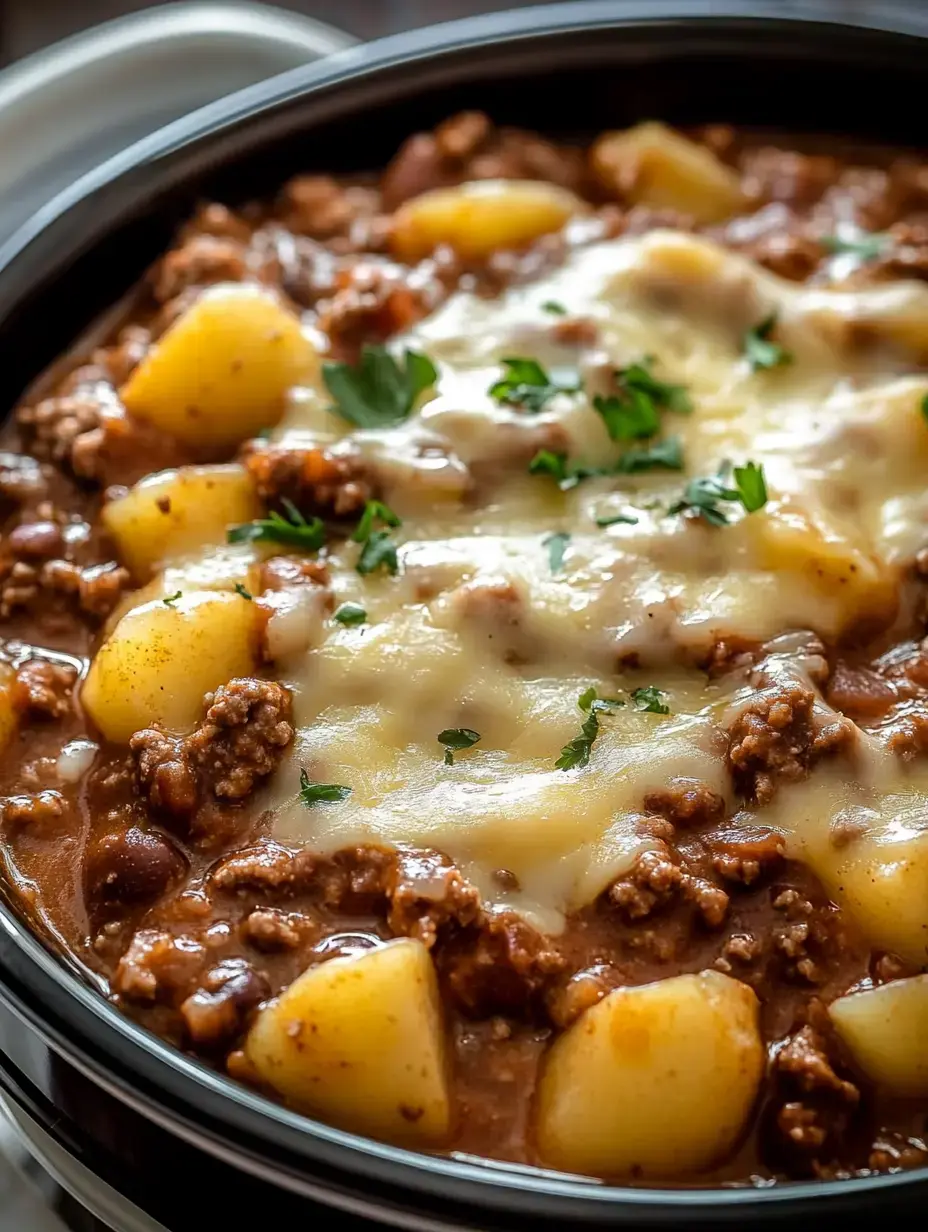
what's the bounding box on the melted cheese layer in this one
[248,229,928,943]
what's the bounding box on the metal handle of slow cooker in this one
[0,1,357,246]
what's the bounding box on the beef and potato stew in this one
[3,113,928,1184]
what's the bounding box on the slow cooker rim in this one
[0,0,927,1219]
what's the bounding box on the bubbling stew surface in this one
[4,113,928,1184]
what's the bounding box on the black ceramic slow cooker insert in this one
[0,3,926,1228]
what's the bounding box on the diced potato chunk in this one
[82,590,257,742]
[535,971,763,1178]
[120,283,318,447]
[591,122,746,224]
[748,497,897,632]
[391,179,582,262]
[816,833,928,967]
[829,976,928,1096]
[102,464,261,578]
[245,939,450,1146]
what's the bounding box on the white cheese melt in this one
[251,229,928,944]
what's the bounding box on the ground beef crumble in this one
[241,439,374,520]
[131,678,293,839]
[771,1022,861,1166]
[13,657,76,719]
[727,682,854,803]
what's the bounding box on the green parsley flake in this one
[351,499,401,543]
[542,300,567,315]
[821,232,890,261]
[544,531,571,573]
[669,461,768,527]
[333,602,367,626]
[299,770,352,807]
[162,591,182,607]
[732,461,768,512]
[921,393,928,426]
[616,358,692,415]
[614,435,684,474]
[631,686,670,714]
[593,358,691,445]
[323,346,437,429]
[529,436,683,490]
[234,583,253,601]
[353,500,402,577]
[555,689,623,772]
[228,497,325,551]
[356,530,398,577]
[743,314,792,372]
[595,510,639,527]
[489,357,581,413]
[438,727,481,766]
[593,389,660,442]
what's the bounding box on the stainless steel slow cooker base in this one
[0,1093,165,1232]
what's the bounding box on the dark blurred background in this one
[0,0,542,62]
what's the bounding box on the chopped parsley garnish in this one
[351,499,401,543]
[669,461,768,526]
[529,436,683,490]
[228,497,325,551]
[556,689,623,772]
[322,346,437,429]
[743,314,792,372]
[593,390,660,442]
[542,300,567,315]
[162,591,182,607]
[615,358,692,416]
[921,393,928,426]
[731,460,768,512]
[631,686,670,714]
[333,602,367,626]
[234,583,253,601]
[543,531,571,573]
[593,358,690,445]
[821,232,890,261]
[356,531,398,576]
[299,770,352,807]
[353,500,401,576]
[528,449,599,489]
[489,357,581,413]
[438,727,481,766]
[613,435,684,474]
[595,510,639,527]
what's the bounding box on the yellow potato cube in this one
[102,464,261,578]
[82,590,257,742]
[246,939,450,1146]
[391,179,582,262]
[829,976,928,1097]
[748,497,897,632]
[535,971,763,1178]
[591,122,746,224]
[816,833,928,967]
[121,283,318,447]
